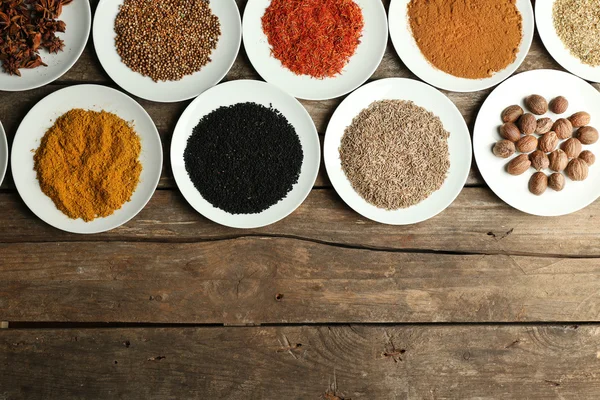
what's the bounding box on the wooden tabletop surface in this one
[2,1,600,398]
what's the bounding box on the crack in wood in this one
[383,331,405,363]
[4,234,600,259]
[235,270,258,298]
[323,369,349,400]
[487,228,514,240]
[277,335,302,360]
[544,379,561,387]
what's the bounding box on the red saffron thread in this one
[261,0,365,79]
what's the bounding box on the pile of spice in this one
[114,0,221,82]
[34,109,142,222]
[0,0,73,76]
[261,0,364,79]
[184,102,304,214]
[494,95,597,195]
[407,0,523,79]
[553,0,600,67]
[340,100,450,210]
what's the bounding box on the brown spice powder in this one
[407,0,523,79]
[339,100,450,210]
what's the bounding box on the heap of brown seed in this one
[339,100,451,210]
[114,0,221,82]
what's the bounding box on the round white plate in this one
[388,0,534,92]
[171,80,320,229]
[94,0,241,103]
[11,85,163,234]
[0,122,7,186]
[474,70,600,217]
[324,78,472,225]
[243,0,388,100]
[536,0,600,83]
[0,1,91,91]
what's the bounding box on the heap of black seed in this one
[184,102,304,215]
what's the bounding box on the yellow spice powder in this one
[33,109,142,222]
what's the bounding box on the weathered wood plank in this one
[2,325,599,399]
[1,188,600,258]
[2,238,600,323]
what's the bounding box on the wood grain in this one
[2,325,599,399]
[2,188,600,258]
[2,238,600,323]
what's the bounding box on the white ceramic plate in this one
[94,0,241,103]
[0,122,7,186]
[171,80,320,229]
[0,1,91,91]
[324,78,472,225]
[11,85,163,234]
[243,0,388,100]
[474,70,600,217]
[536,0,600,83]
[388,0,534,92]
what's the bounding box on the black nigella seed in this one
[184,102,304,215]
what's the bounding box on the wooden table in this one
[2,1,600,398]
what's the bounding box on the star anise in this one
[32,0,72,19]
[0,0,72,76]
[42,34,62,52]
[1,54,21,76]
[21,53,45,68]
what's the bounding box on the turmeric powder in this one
[34,109,142,222]
[407,0,523,79]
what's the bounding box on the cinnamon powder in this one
[407,0,523,79]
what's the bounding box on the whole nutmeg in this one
[549,149,569,172]
[549,96,569,114]
[529,150,550,171]
[569,111,591,128]
[516,135,538,153]
[525,95,548,115]
[500,122,521,142]
[507,154,531,175]
[552,118,573,140]
[575,126,599,145]
[566,158,589,181]
[529,172,548,195]
[579,150,596,166]
[501,105,524,123]
[536,117,554,134]
[562,138,583,159]
[538,131,559,153]
[548,173,565,191]
[493,140,516,158]
[518,113,537,135]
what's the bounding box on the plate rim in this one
[535,0,600,84]
[10,84,163,234]
[0,0,91,92]
[0,122,7,187]
[473,69,600,217]
[324,77,473,225]
[388,0,535,93]
[93,0,242,103]
[170,79,321,229]
[242,0,389,101]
